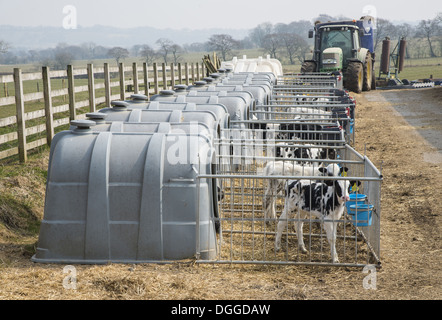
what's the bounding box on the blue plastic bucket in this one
[348,204,373,227]
[346,194,367,211]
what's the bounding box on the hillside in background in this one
[0,25,251,50]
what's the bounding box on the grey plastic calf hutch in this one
[180,84,256,113]
[80,115,211,135]
[188,81,269,108]
[32,121,218,264]
[111,99,230,130]
[149,91,250,129]
[97,106,222,139]
[226,72,276,85]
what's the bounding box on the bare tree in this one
[287,20,314,38]
[184,42,208,52]
[374,18,396,51]
[397,23,416,59]
[54,51,74,70]
[278,33,308,65]
[249,22,274,48]
[278,33,295,64]
[139,44,156,65]
[207,34,239,61]
[262,33,282,60]
[416,15,441,57]
[107,47,129,64]
[170,44,184,64]
[81,42,97,60]
[0,40,10,54]
[156,38,174,64]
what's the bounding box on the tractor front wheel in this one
[345,62,363,93]
[301,61,317,73]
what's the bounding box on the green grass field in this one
[0,52,441,160]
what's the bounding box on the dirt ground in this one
[0,86,441,301]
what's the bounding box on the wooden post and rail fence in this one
[0,61,206,162]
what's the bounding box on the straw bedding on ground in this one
[0,87,440,300]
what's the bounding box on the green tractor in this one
[302,17,376,93]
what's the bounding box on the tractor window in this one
[320,29,353,63]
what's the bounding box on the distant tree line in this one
[0,13,440,69]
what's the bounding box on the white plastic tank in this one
[221,55,283,77]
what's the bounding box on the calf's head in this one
[325,179,350,203]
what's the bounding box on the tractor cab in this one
[302,17,376,93]
[312,22,363,72]
[319,25,361,72]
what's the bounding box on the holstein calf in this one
[275,143,337,164]
[262,162,347,221]
[275,178,351,263]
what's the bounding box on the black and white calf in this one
[275,178,351,263]
[275,143,337,164]
[293,95,331,104]
[263,162,348,221]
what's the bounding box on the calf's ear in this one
[340,167,349,173]
[318,167,326,173]
[350,180,361,186]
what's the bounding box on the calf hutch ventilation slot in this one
[32,57,382,267]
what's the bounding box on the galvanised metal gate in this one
[196,140,382,267]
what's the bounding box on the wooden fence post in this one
[143,62,149,98]
[162,63,167,90]
[87,63,96,112]
[185,62,189,85]
[119,63,125,101]
[191,63,195,84]
[104,63,111,107]
[153,63,159,95]
[42,66,54,146]
[132,62,139,94]
[170,63,175,89]
[67,65,76,121]
[13,68,27,163]
[178,63,183,85]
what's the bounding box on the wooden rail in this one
[0,61,206,162]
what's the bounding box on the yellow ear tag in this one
[351,183,360,193]
[341,171,348,177]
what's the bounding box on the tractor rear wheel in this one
[301,61,316,73]
[363,52,373,91]
[345,62,363,93]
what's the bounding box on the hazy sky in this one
[0,0,441,30]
